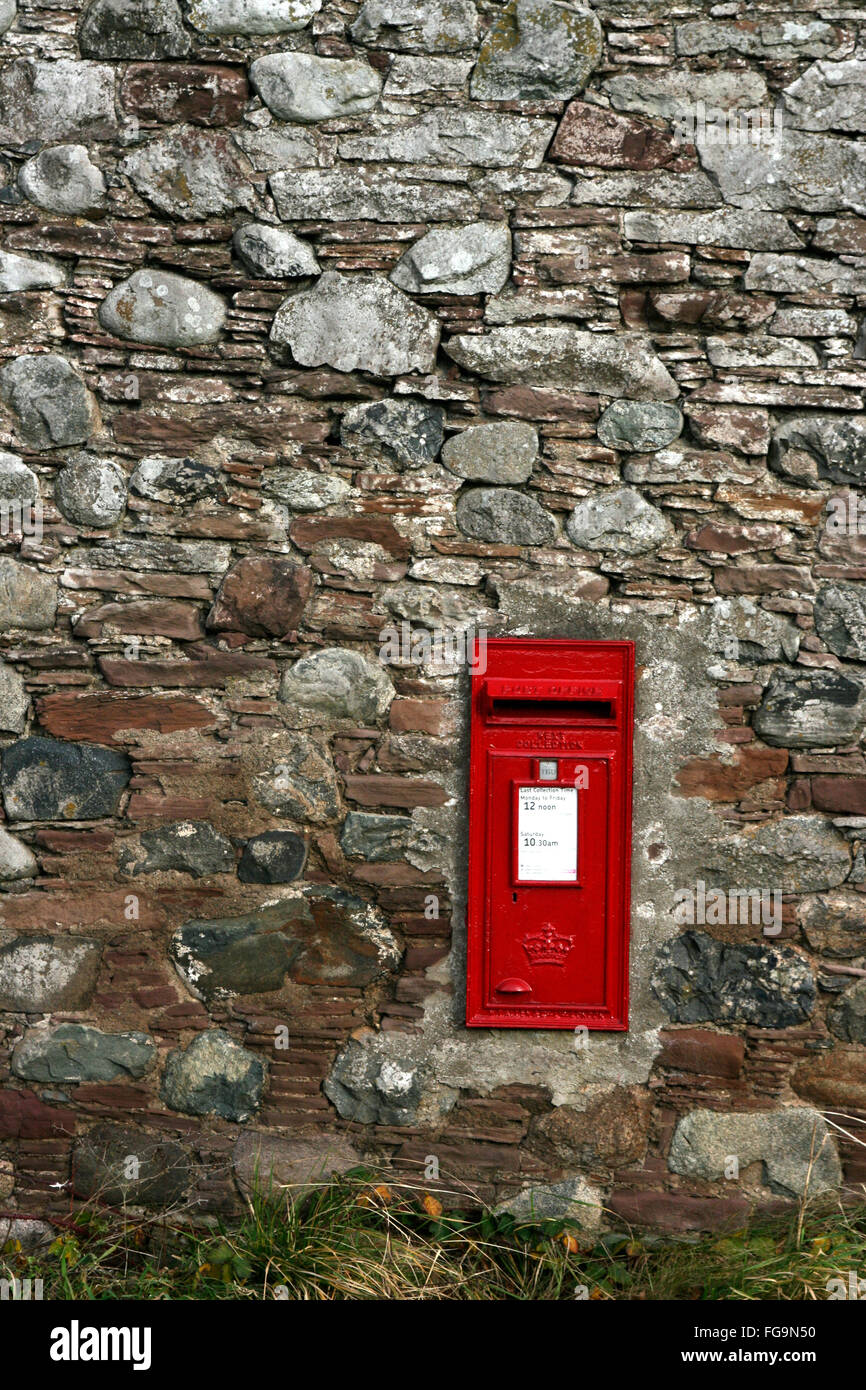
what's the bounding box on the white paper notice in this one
[517,786,578,882]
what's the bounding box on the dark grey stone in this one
[0,353,96,449]
[1,737,131,821]
[160,1030,266,1122]
[828,978,866,1043]
[170,890,400,1002]
[652,930,815,1027]
[597,400,683,453]
[340,398,445,471]
[238,830,307,884]
[55,452,127,528]
[120,822,234,878]
[73,1122,192,1208]
[0,935,102,1011]
[814,582,866,661]
[12,1025,155,1083]
[771,415,866,488]
[78,0,191,59]
[340,811,413,862]
[456,486,555,545]
[130,454,219,503]
[253,734,341,824]
[753,668,866,748]
[324,1038,421,1125]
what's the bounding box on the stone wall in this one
[1,0,865,1236]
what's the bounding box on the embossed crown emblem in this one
[521,924,574,967]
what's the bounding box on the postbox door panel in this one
[485,753,610,1010]
[466,637,633,1030]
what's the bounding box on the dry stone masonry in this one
[1,0,865,1234]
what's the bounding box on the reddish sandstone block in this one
[657,1029,746,1079]
[608,1190,751,1232]
[120,63,249,126]
[0,1089,76,1140]
[675,746,787,800]
[36,692,217,738]
[389,698,446,734]
[551,101,692,170]
[343,775,448,809]
[811,777,866,814]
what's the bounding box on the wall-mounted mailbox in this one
[466,639,634,1030]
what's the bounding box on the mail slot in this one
[466,638,634,1030]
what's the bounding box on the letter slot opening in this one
[487,697,615,724]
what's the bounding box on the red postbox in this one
[466,638,634,1030]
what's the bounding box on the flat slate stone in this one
[12,1025,156,1083]
[445,327,679,399]
[1,736,131,821]
[471,1,602,102]
[269,167,478,222]
[250,52,381,122]
[99,270,226,347]
[270,272,440,376]
[120,821,235,877]
[338,109,555,168]
[0,354,96,449]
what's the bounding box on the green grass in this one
[2,1176,865,1301]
